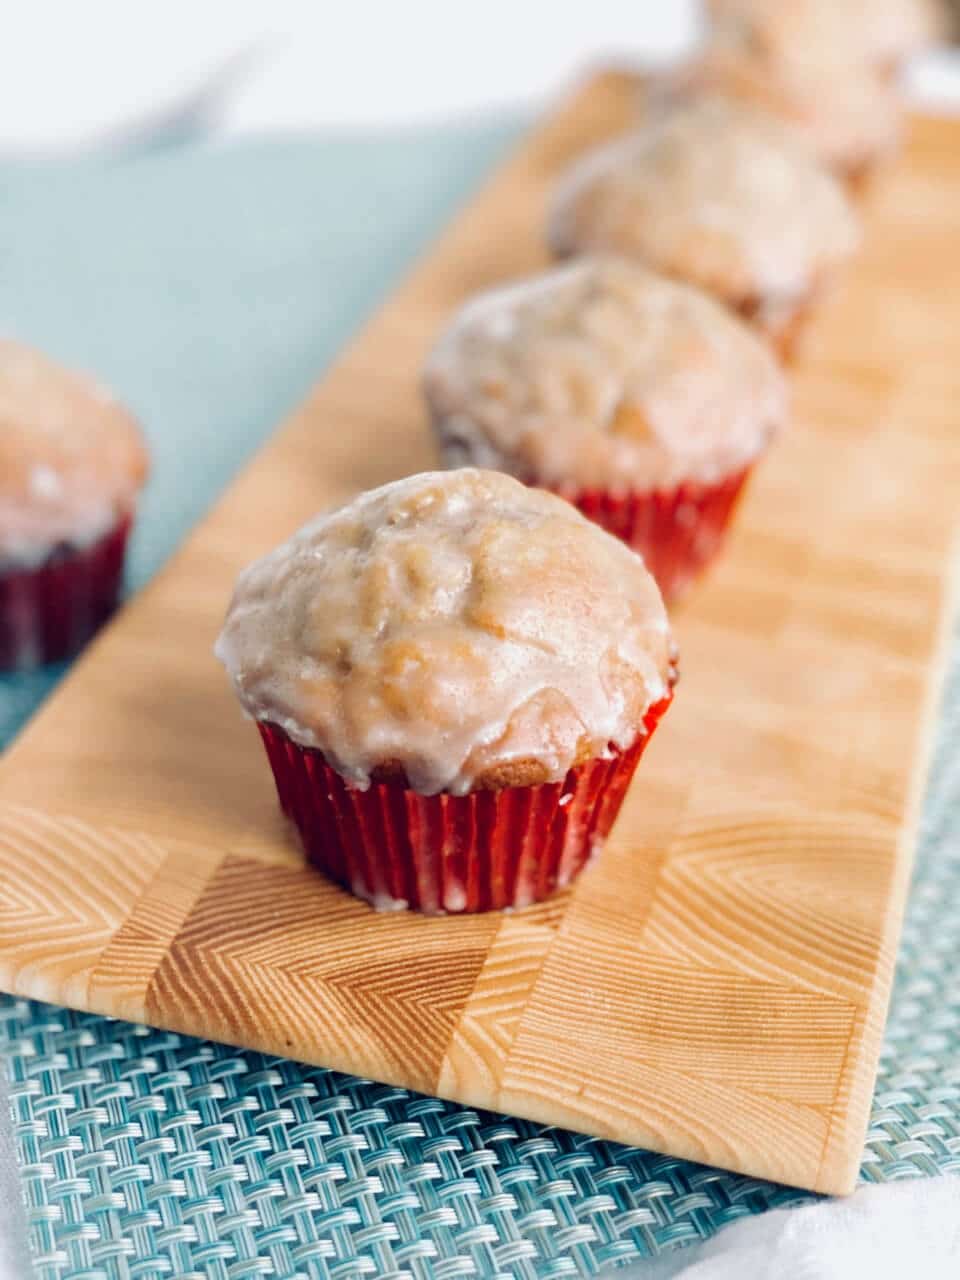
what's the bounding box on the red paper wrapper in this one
[0,516,131,671]
[257,694,672,914]
[554,470,749,603]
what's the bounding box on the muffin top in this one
[0,341,148,566]
[216,469,674,796]
[706,0,943,70]
[424,258,787,492]
[548,99,859,306]
[689,23,904,171]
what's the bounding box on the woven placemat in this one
[1,628,958,1278]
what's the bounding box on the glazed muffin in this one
[548,98,859,357]
[688,19,905,185]
[216,469,676,914]
[424,259,787,601]
[705,0,944,78]
[0,342,149,670]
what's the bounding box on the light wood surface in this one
[1,72,959,1196]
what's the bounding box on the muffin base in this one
[257,694,673,915]
[553,470,749,603]
[0,517,131,671]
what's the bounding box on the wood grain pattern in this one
[1,71,959,1195]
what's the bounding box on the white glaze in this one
[424,258,787,492]
[0,503,120,570]
[216,469,674,796]
[548,97,860,302]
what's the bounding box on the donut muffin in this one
[0,341,148,670]
[216,469,676,914]
[705,0,944,78]
[688,19,905,185]
[548,99,859,358]
[424,259,787,600]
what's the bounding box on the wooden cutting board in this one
[2,71,959,1197]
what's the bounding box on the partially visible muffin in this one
[689,17,906,184]
[424,258,787,600]
[705,0,944,77]
[548,98,859,357]
[217,468,676,913]
[0,341,148,669]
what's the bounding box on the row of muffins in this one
[414,0,940,601]
[0,91,851,662]
[420,30,871,601]
[218,0,938,913]
[697,0,942,179]
[1,0,940,915]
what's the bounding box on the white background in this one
[2,0,956,152]
[0,0,701,150]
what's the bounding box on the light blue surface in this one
[1,124,959,1278]
[0,119,520,745]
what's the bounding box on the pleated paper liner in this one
[258,693,673,914]
[0,515,132,671]
[554,470,749,603]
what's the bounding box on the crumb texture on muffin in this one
[549,99,860,303]
[425,258,787,492]
[216,469,674,796]
[0,341,148,566]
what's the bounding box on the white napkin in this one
[0,1071,30,1280]
[620,1178,960,1280]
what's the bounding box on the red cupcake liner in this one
[257,693,672,914]
[0,516,132,671]
[553,469,749,603]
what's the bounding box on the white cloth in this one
[621,1178,960,1280]
[0,1071,29,1280]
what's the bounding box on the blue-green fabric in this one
[0,119,519,745]
[1,124,959,1278]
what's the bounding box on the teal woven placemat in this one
[2,122,960,1277]
[1,1002,811,1279]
